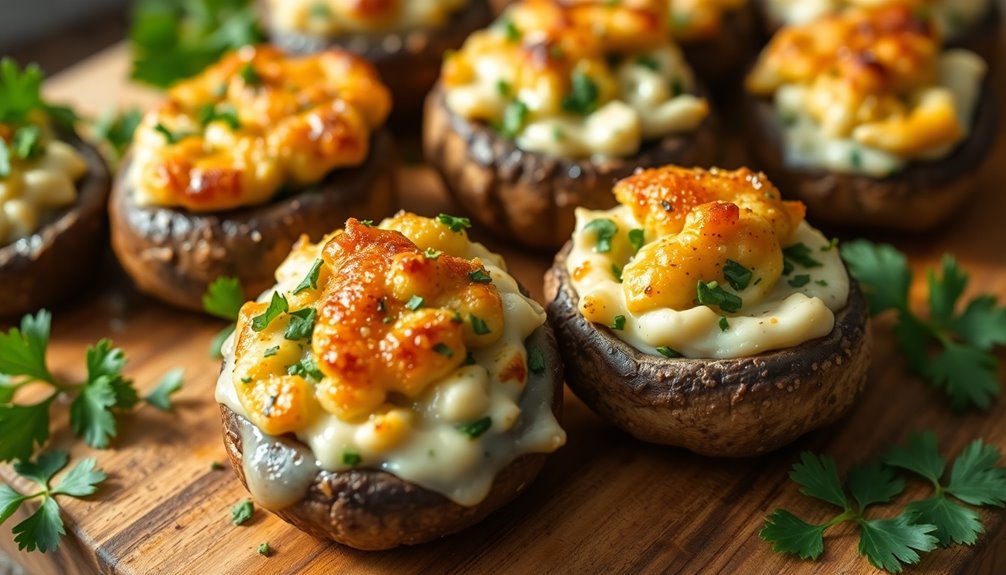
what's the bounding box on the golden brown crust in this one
[740,77,997,231]
[261,0,494,122]
[109,129,397,312]
[219,324,563,550]
[0,131,110,317]
[423,83,719,250]
[545,241,871,457]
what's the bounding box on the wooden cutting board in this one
[2,37,1006,574]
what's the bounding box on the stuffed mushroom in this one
[217,212,566,549]
[742,4,995,231]
[545,165,870,457]
[0,60,110,317]
[666,0,759,87]
[110,46,396,312]
[424,0,718,250]
[259,0,494,120]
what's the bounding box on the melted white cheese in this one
[0,140,87,244]
[775,49,986,176]
[266,0,468,35]
[566,205,849,359]
[445,45,708,159]
[216,228,566,508]
[763,0,990,41]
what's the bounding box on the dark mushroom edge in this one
[423,82,719,250]
[261,0,494,122]
[110,129,397,312]
[220,324,563,550]
[678,1,760,89]
[544,241,871,458]
[0,130,111,317]
[741,74,996,232]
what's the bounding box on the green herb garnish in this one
[342,451,362,466]
[457,416,492,439]
[251,292,289,332]
[287,356,323,382]
[583,218,617,253]
[500,99,529,139]
[561,70,600,116]
[527,346,546,374]
[696,280,743,314]
[293,258,323,294]
[635,55,659,71]
[788,274,811,288]
[437,213,472,232]
[468,269,492,284]
[470,315,491,335]
[611,315,626,330]
[655,346,682,358]
[718,317,729,332]
[230,499,254,525]
[405,295,424,311]
[628,228,645,253]
[723,259,753,291]
[433,343,454,358]
[284,308,317,341]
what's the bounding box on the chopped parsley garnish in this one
[211,461,225,470]
[821,238,839,252]
[342,451,362,466]
[230,499,254,525]
[841,240,1006,409]
[719,317,730,332]
[437,213,471,232]
[239,62,261,86]
[12,125,43,159]
[405,295,425,311]
[293,258,323,294]
[94,107,143,161]
[496,79,511,97]
[470,314,491,335]
[816,280,829,287]
[257,542,271,556]
[284,307,317,341]
[611,315,626,330]
[359,219,374,226]
[500,99,529,139]
[464,351,476,365]
[197,103,241,130]
[723,259,753,291]
[500,18,521,42]
[424,247,442,260]
[240,376,252,383]
[468,269,492,284]
[0,451,106,553]
[154,123,187,145]
[0,140,10,178]
[527,346,546,374]
[635,55,659,71]
[456,416,492,439]
[203,276,244,320]
[696,280,743,314]
[783,243,823,274]
[655,346,682,358]
[251,292,289,331]
[788,274,811,288]
[670,78,684,98]
[433,343,454,358]
[263,346,279,358]
[850,146,863,169]
[583,218,617,253]
[287,356,323,382]
[628,228,645,253]
[561,70,600,116]
[611,263,623,283]
[146,368,185,412]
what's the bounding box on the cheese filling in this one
[128,46,390,212]
[565,167,849,359]
[0,125,87,245]
[265,0,469,36]
[442,0,709,159]
[747,5,987,176]
[215,213,565,507]
[762,0,991,42]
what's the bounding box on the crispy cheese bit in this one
[131,46,391,212]
[311,220,504,420]
[379,211,473,257]
[621,201,784,314]
[614,166,804,241]
[667,0,747,42]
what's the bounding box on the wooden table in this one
[2,32,1006,573]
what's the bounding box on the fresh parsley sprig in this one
[0,310,183,461]
[841,241,1006,410]
[884,431,1006,546]
[203,276,245,358]
[130,0,265,88]
[761,452,937,573]
[0,450,106,553]
[762,433,1006,572]
[91,107,143,162]
[0,58,77,129]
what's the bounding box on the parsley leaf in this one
[946,439,1006,506]
[561,70,600,115]
[287,357,323,382]
[258,542,272,556]
[0,451,106,553]
[583,219,617,253]
[203,276,244,321]
[284,308,317,341]
[790,452,847,508]
[842,241,1006,409]
[470,314,491,335]
[628,228,645,253]
[93,107,143,161]
[500,100,529,139]
[456,416,492,439]
[848,462,905,509]
[696,280,743,314]
[904,496,981,547]
[293,259,323,294]
[0,309,55,385]
[468,269,492,284]
[783,243,822,272]
[231,498,254,525]
[145,368,185,411]
[0,401,54,462]
[884,431,945,482]
[760,509,826,560]
[70,376,117,449]
[437,213,471,232]
[527,346,546,374]
[252,292,289,332]
[130,0,265,88]
[858,513,938,572]
[723,259,752,291]
[0,58,77,128]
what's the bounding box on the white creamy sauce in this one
[764,0,990,39]
[215,231,566,508]
[445,45,707,159]
[566,205,849,359]
[0,140,86,244]
[775,49,986,176]
[266,0,468,35]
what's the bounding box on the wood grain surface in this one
[1,33,1005,574]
